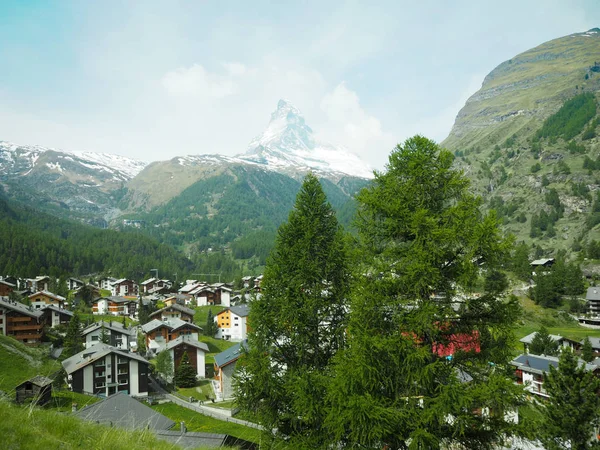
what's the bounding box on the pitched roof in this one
[28,290,66,302]
[0,279,16,288]
[165,335,210,353]
[16,375,53,389]
[587,287,600,301]
[229,304,250,318]
[214,340,248,368]
[41,304,74,317]
[141,318,201,334]
[82,320,131,336]
[141,278,158,285]
[583,337,600,350]
[76,392,174,430]
[150,303,195,318]
[62,344,149,375]
[0,297,44,319]
[530,258,555,266]
[93,296,134,304]
[511,353,597,375]
[519,332,564,345]
[154,430,228,449]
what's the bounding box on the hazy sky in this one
[0,1,598,169]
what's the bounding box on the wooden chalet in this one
[149,304,195,323]
[0,279,16,297]
[28,290,66,310]
[141,318,202,353]
[0,297,45,344]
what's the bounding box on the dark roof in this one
[0,297,44,319]
[76,392,175,430]
[141,318,201,334]
[16,375,53,389]
[511,353,597,375]
[62,344,149,375]
[0,279,16,288]
[221,304,250,318]
[41,305,74,316]
[81,320,131,337]
[587,287,600,301]
[94,296,135,304]
[165,335,210,353]
[28,290,66,302]
[149,303,195,318]
[154,431,227,449]
[214,340,248,368]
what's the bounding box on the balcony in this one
[524,380,549,397]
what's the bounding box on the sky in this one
[0,1,598,170]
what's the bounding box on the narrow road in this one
[149,376,263,430]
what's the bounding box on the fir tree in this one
[541,349,600,450]
[581,336,594,363]
[99,323,110,344]
[325,136,521,449]
[63,312,83,357]
[235,173,350,447]
[529,326,559,356]
[205,309,217,337]
[175,352,197,388]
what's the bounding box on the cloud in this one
[319,82,396,167]
[162,63,241,98]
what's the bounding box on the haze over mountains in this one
[1,28,600,263]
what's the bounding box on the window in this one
[95,360,105,367]
[234,323,239,327]
[95,371,105,377]
[118,357,128,364]
[118,378,128,385]
[118,368,128,375]
[95,382,105,389]
[91,336,98,341]
[234,317,239,320]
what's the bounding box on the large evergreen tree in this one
[529,326,559,356]
[325,136,522,449]
[541,349,600,450]
[155,350,174,386]
[235,173,350,447]
[175,352,197,388]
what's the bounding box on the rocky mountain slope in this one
[0,141,146,225]
[442,28,600,253]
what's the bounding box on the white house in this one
[81,321,134,350]
[214,305,250,341]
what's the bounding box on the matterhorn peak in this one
[238,100,373,179]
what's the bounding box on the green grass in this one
[199,335,236,364]
[0,400,186,450]
[177,379,214,401]
[79,314,138,327]
[44,390,100,412]
[0,335,61,394]
[194,305,224,327]
[151,402,263,444]
[513,294,600,354]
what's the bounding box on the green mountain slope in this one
[442,29,600,252]
[0,194,193,279]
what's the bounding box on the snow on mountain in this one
[238,99,374,179]
[0,140,147,180]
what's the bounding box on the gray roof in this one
[583,337,600,350]
[165,335,210,353]
[76,392,174,430]
[28,290,66,302]
[587,287,600,301]
[511,353,597,375]
[0,279,16,288]
[141,318,201,334]
[154,430,227,449]
[82,320,131,337]
[0,297,44,319]
[62,344,149,375]
[214,340,248,368]
[150,303,195,318]
[16,375,53,389]
[41,305,74,316]
[519,332,564,345]
[228,304,250,318]
[94,296,134,304]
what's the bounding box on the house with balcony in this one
[42,304,74,328]
[26,276,51,293]
[511,353,599,397]
[519,331,580,354]
[110,279,138,297]
[92,296,136,316]
[62,344,150,397]
[140,278,172,294]
[28,291,66,310]
[149,304,195,323]
[141,318,202,354]
[0,297,45,344]
[215,305,250,341]
[82,320,134,350]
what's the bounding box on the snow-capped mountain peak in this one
[240,100,373,179]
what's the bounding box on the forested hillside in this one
[0,194,193,279]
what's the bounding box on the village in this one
[2,255,600,449]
